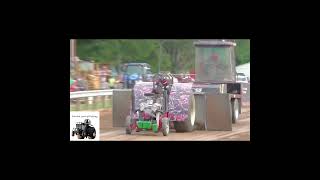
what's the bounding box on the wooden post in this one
[102,95,105,108]
[86,97,89,110]
[76,98,80,111]
[70,39,80,77]
[70,39,77,57]
[106,95,111,108]
[93,96,97,110]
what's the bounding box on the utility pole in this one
[70,39,79,77]
[158,42,162,73]
[70,39,76,57]
[158,40,166,73]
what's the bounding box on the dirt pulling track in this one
[99,107,250,141]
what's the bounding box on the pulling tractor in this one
[125,73,174,136]
[114,40,244,134]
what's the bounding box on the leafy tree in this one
[235,39,250,65]
[76,39,249,74]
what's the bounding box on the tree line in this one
[76,39,250,73]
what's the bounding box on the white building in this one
[236,62,250,79]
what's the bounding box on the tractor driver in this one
[152,74,171,95]
[83,119,91,137]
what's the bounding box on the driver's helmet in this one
[161,78,168,87]
[84,119,91,124]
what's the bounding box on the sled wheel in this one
[231,98,239,124]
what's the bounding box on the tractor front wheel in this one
[161,118,170,136]
[125,115,132,134]
[77,133,84,139]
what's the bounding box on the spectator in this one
[108,76,116,89]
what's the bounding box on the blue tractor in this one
[121,63,153,89]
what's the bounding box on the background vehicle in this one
[236,73,249,83]
[70,78,78,92]
[121,63,153,88]
[70,78,88,92]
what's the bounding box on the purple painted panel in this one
[133,82,193,121]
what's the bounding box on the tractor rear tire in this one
[88,127,96,139]
[174,95,196,132]
[125,115,132,134]
[231,98,239,124]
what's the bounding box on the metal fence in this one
[70,90,113,111]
